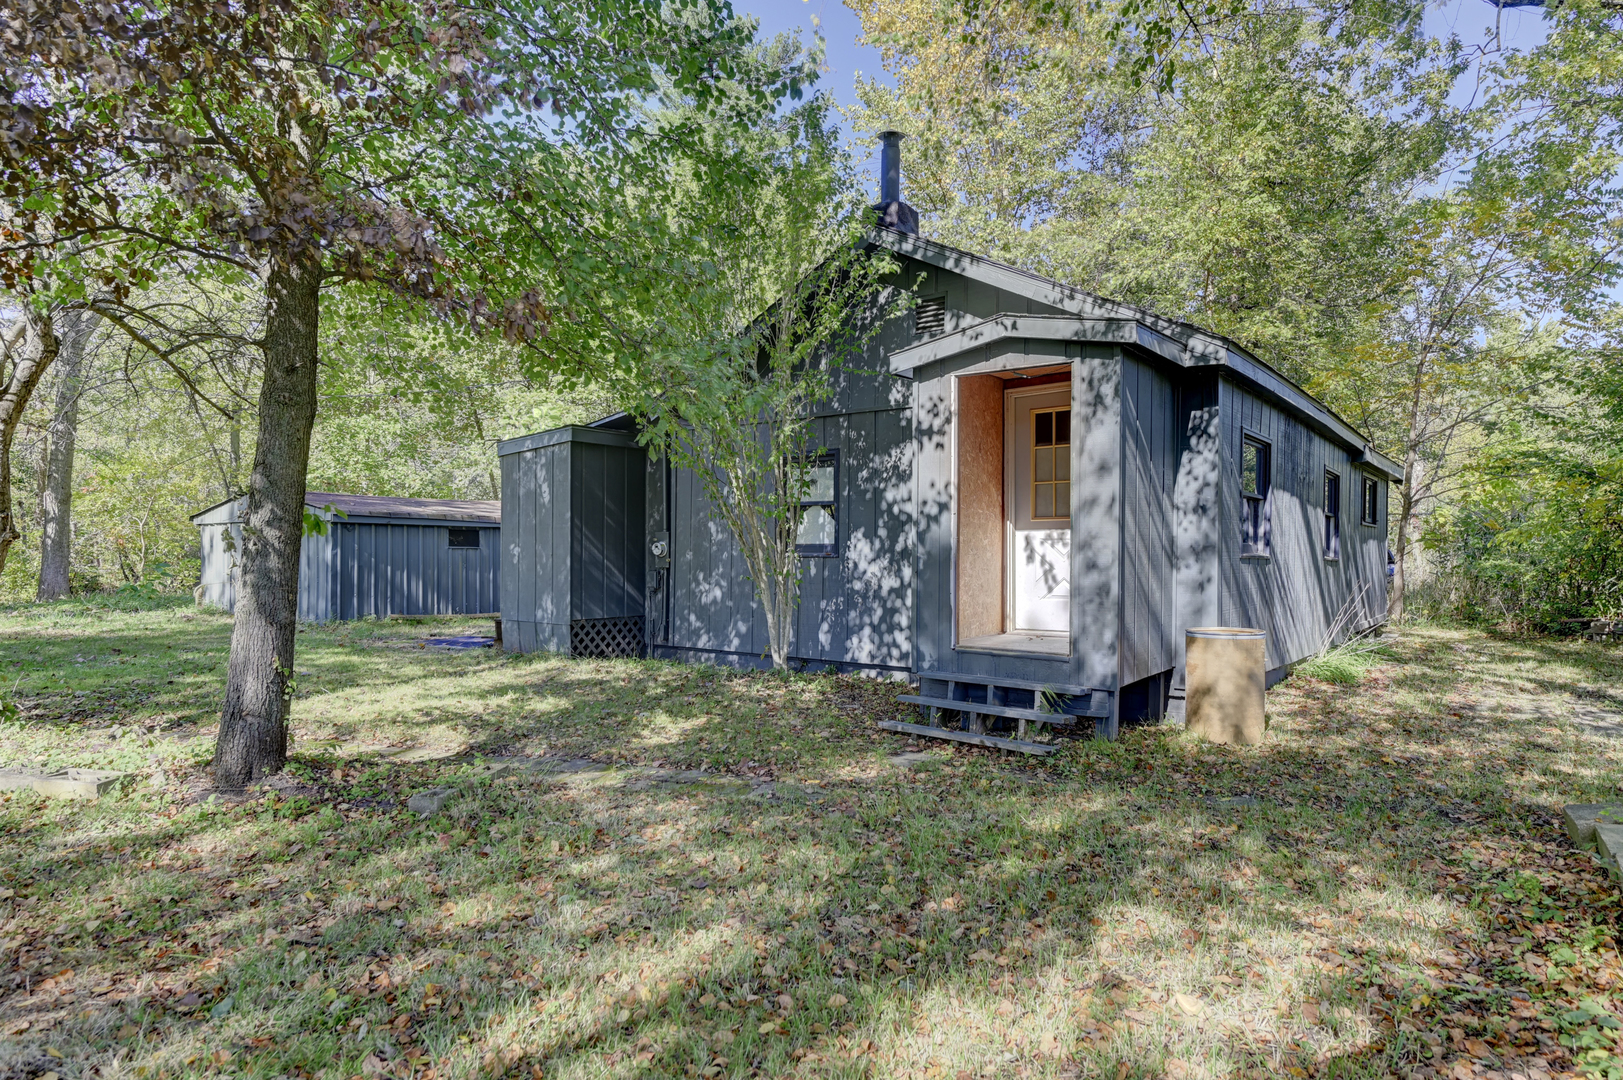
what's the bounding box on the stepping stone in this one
[1596,824,1623,879]
[517,758,607,776]
[1562,804,1623,850]
[1206,795,1262,810]
[0,768,125,800]
[407,788,455,816]
[888,752,943,769]
[471,762,515,781]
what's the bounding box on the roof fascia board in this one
[1218,351,1401,482]
[890,315,1136,375]
[189,496,242,524]
[321,513,502,526]
[868,228,1199,340]
[497,425,642,457]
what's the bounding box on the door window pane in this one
[1031,407,1071,521]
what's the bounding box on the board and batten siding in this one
[498,426,647,655]
[1118,354,1179,687]
[1217,378,1389,671]
[656,405,914,671]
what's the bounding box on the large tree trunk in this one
[0,310,59,576]
[36,309,99,600]
[214,258,323,790]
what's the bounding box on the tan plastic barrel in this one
[1185,627,1266,745]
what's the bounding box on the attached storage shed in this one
[191,492,501,621]
[497,423,647,657]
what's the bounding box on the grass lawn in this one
[3,597,1623,1080]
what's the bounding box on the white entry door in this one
[1005,386,1072,632]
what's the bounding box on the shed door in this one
[1005,386,1072,632]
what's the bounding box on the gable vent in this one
[915,296,947,338]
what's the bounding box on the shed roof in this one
[190,492,501,526]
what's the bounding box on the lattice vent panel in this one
[569,617,644,659]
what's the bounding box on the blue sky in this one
[740,0,1557,193]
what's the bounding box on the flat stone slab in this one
[1596,823,1623,879]
[622,769,751,794]
[746,781,827,805]
[1563,803,1623,850]
[407,787,455,816]
[518,758,608,776]
[1569,706,1623,740]
[0,768,125,800]
[888,752,945,769]
[1206,795,1263,810]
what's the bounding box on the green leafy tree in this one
[1,0,801,787]
[621,101,909,669]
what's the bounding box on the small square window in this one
[1241,435,1271,557]
[1324,470,1341,560]
[796,454,838,557]
[1361,476,1379,526]
[448,528,481,549]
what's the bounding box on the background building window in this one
[1031,407,1071,520]
[1241,435,1271,557]
[448,528,481,549]
[796,454,838,556]
[1324,470,1341,560]
[1361,476,1379,526]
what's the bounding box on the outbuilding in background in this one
[191,492,500,621]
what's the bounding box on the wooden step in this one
[878,720,1059,756]
[916,670,1102,697]
[897,694,1082,725]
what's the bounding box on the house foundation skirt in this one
[1185,627,1266,745]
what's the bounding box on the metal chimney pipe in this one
[878,130,904,204]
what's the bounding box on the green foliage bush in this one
[1415,443,1623,632]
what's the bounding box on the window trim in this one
[447,527,482,550]
[1323,469,1341,561]
[1240,430,1272,559]
[795,451,839,558]
[1360,475,1380,527]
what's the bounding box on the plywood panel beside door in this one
[956,374,1005,642]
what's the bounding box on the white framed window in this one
[1324,470,1341,560]
[1241,434,1271,557]
[796,453,838,557]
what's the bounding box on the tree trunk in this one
[36,309,98,600]
[214,257,323,790]
[1388,452,1419,623]
[0,311,59,576]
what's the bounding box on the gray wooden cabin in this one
[498,145,1399,746]
[192,492,501,622]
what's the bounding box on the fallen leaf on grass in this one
[827,994,847,1008]
[1174,993,1205,1017]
